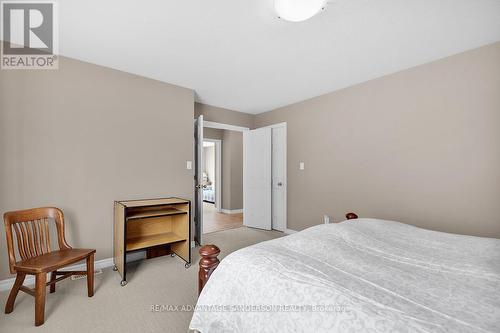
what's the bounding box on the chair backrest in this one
[3,207,71,274]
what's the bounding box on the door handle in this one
[277,182,283,186]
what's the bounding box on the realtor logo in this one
[1,1,58,69]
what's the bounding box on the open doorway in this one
[194,117,287,244]
[202,140,220,209]
[202,128,244,234]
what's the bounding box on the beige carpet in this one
[0,227,283,333]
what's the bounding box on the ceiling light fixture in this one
[274,0,327,22]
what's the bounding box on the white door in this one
[194,115,204,245]
[243,127,272,230]
[272,126,286,232]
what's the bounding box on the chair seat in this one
[14,249,96,273]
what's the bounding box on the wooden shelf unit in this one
[126,208,186,220]
[113,197,191,285]
[126,232,186,251]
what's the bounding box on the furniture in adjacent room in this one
[113,197,191,286]
[3,207,96,326]
[202,185,215,203]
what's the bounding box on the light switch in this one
[186,161,192,170]
[299,162,305,170]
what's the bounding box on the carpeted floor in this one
[0,227,283,333]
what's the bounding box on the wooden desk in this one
[113,197,191,286]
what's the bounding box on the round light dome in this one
[274,0,327,22]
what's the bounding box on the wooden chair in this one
[3,207,96,326]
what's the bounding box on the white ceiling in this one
[59,0,500,114]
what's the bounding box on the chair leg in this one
[34,272,47,326]
[86,253,94,297]
[5,272,26,314]
[50,271,56,293]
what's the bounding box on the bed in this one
[190,214,500,333]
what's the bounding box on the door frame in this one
[194,115,204,245]
[204,120,249,132]
[197,120,288,233]
[261,122,287,232]
[203,138,222,212]
[198,120,249,230]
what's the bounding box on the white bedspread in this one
[189,219,500,333]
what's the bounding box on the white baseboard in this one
[0,252,146,292]
[221,209,243,214]
[285,228,297,234]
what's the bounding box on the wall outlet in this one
[323,215,332,224]
[299,162,305,170]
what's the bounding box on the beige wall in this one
[255,42,500,238]
[195,102,254,128]
[203,128,223,140]
[0,56,194,280]
[222,130,243,210]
